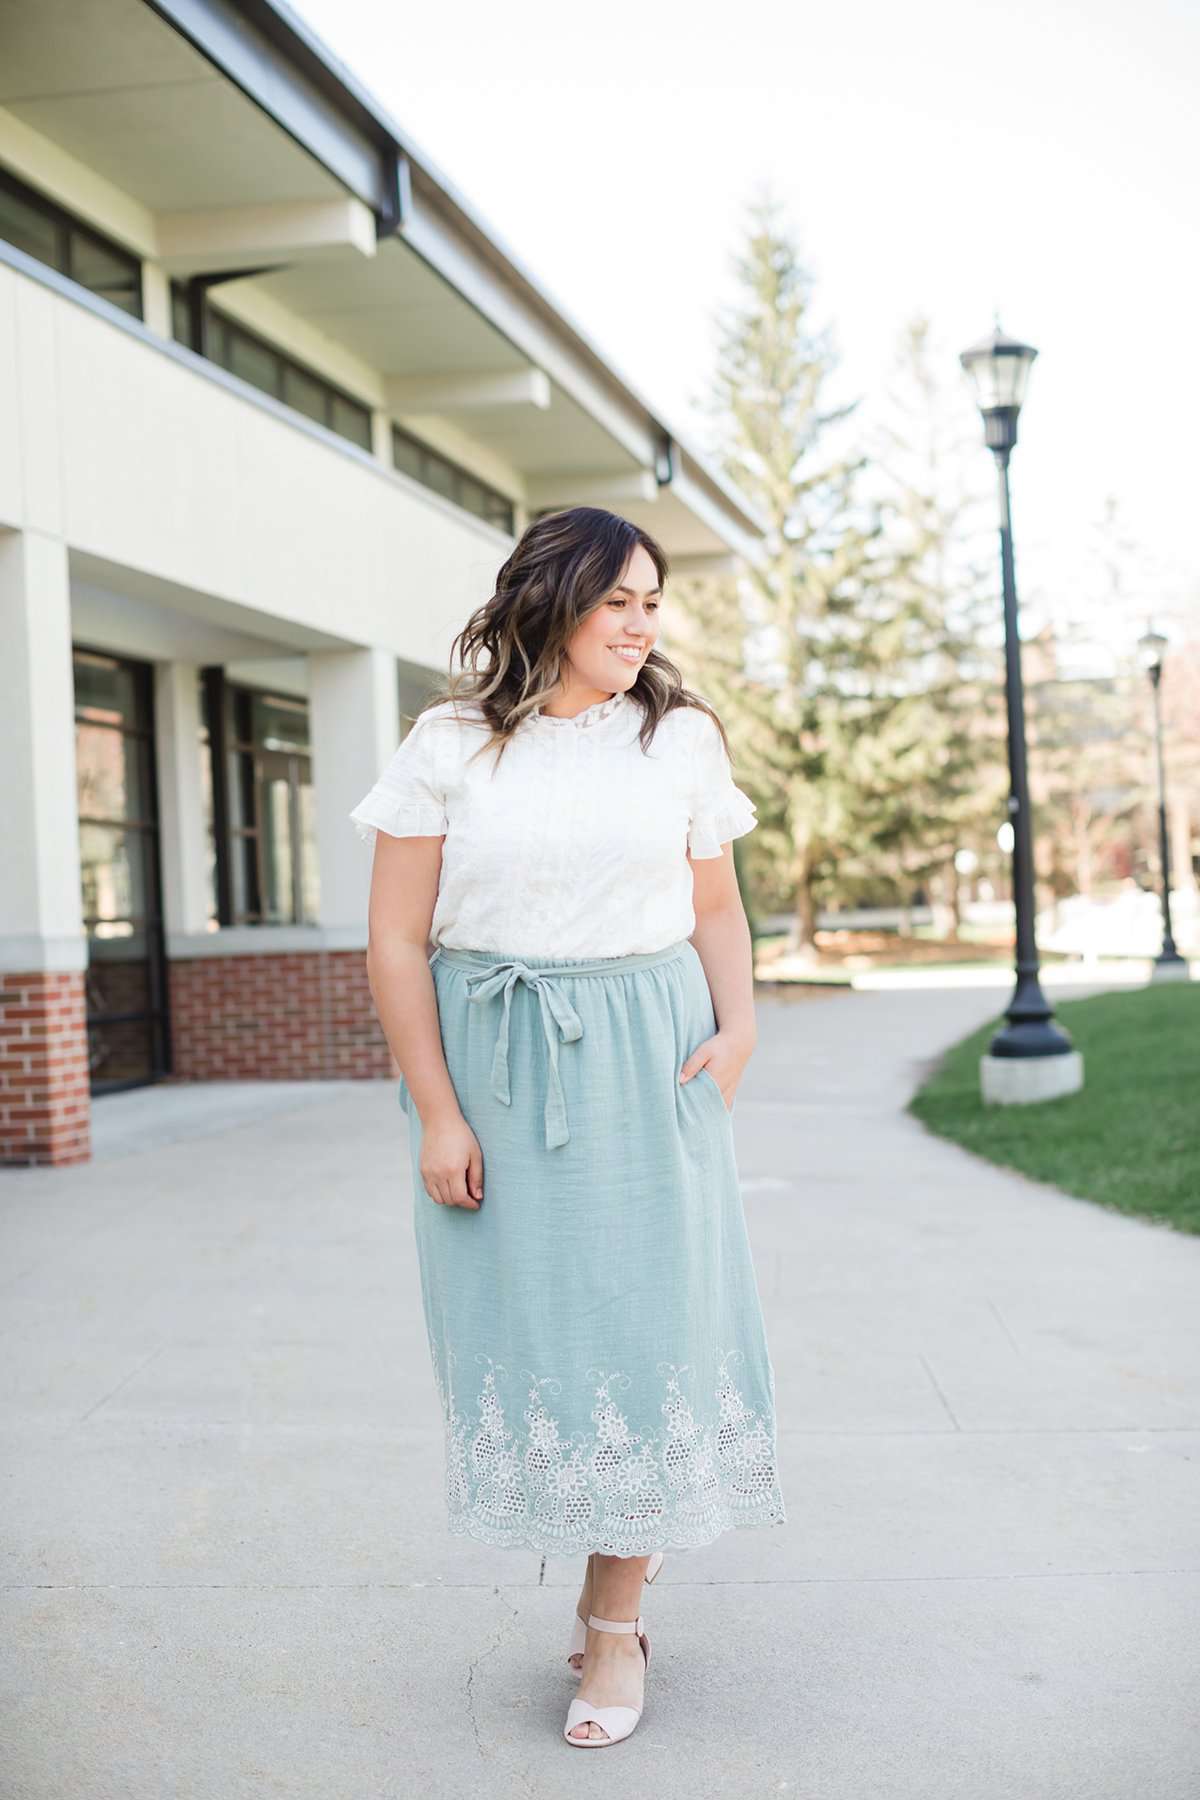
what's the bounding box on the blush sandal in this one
[563,1612,651,1747]
[566,1549,662,1679]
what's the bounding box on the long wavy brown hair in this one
[409,505,733,768]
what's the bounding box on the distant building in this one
[0,0,765,1165]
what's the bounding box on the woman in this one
[350,506,786,1748]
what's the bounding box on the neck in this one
[540,688,618,719]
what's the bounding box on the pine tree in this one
[684,196,1008,947]
[682,186,881,949]
[863,316,1008,929]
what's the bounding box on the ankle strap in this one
[587,1613,644,1634]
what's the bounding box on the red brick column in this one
[0,971,91,1166]
[167,948,396,1081]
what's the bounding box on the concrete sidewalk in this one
[2,982,1198,1798]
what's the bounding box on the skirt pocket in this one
[695,1064,733,1116]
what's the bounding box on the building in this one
[0,0,766,1168]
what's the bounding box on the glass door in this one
[73,648,170,1091]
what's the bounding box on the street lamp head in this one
[960,324,1038,454]
[1138,623,1167,682]
[960,323,1039,411]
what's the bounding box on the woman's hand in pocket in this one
[679,1030,753,1112]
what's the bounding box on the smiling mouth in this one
[608,646,643,661]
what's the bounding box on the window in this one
[201,671,319,927]
[171,280,372,450]
[391,425,515,533]
[0,167,142,317]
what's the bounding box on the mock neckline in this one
[529,690,629,728]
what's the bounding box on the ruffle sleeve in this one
[686,709,758,859]
[349,710,449,849]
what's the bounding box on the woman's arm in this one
[682,846,758,1106]
[364,833,483,1208]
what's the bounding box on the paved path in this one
[2,981,1198,1798]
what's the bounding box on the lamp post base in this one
[1150,954,1191,984]
[980,1049,1084,1106]
[987,967,1076,1061]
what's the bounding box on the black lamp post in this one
[1137,625,1188,977]
[959,325,1076,1062]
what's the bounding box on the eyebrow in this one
[613,584,662,597]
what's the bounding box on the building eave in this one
[143,0,769,554]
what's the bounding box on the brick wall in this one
[167,949,396,1081]
[0,952,396,1167]
[0,971,91,1166]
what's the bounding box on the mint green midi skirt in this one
[397,936,787,1558]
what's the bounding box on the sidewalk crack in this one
[987,1297,1023,1356]
[919,1353,961,1429]
[464,1586,521,1765]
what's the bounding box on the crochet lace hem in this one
[444,1501,788,1558]
[430,1351,785,1561]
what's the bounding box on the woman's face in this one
[561,542,662,699]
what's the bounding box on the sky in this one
[295,0,1198,649]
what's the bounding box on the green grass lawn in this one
[909,982,1200,1235]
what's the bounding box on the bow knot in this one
[462,960,584,1149]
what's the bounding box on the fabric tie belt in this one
[431,940,690,1151]
[461,958,584,1149]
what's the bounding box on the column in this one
[309,647,402,1079]
[154,661,212,937]
[0,529,90,1165]
[309,646,401,940]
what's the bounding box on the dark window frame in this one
[0,165,142,319]
[72,644,170,1091]
[201,669,317,928]
[172,279,372,450]
[391,424,515,534]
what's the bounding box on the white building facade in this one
[0,0,764,1165]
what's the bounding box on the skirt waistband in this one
[431,939,691,1150]
[432,938,690,977]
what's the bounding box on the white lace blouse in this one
[348,689,757,958]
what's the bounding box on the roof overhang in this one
[0,0,767,563]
